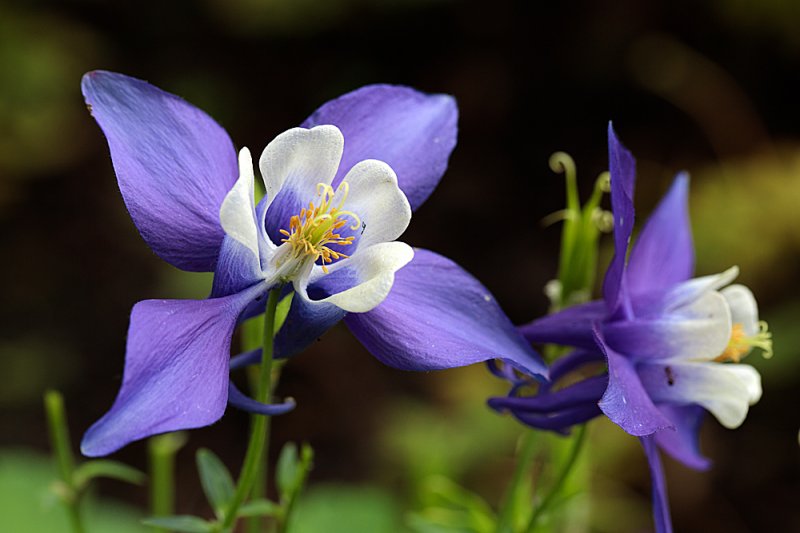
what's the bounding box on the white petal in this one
[302,242,414,313]
[729,364,763,404]
[258,125,344,208]
[721,284,759,336]
[669,289,732,361]
[661,266,739,312]
[605,289,732,362]
[640,361,761,429]
[220,147,259,258]
[339,159,412,248]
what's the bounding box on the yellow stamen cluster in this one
[715,321,773,363]
[278,182,361,274]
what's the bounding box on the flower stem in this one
[524,424,587,532]
[495,432,538,533]
[222,287,282,530]
[44,390,84,533]
[148,432,187,533]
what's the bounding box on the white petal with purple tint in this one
[220,148,261,260]
[639,361,761,429]
[304,241,414,313]
[302,85,458,211]
[259,126,343,216]
[337,159,412,249]
[721,284,759,336]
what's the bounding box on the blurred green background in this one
[1,0,799,531]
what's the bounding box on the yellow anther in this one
[278,181,362,273]
[715,321,773,363]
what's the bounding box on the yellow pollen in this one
[715,321,773,363]
[279,182,361,273]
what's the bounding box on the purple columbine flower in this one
[81,71,546,457]
[490,124,771,533]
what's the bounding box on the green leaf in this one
[195,448,235,519]
[241,293,294,351]
[412,476,495,533]
[275,292,294,334]
[276,442,299,500]
[288,484,402,533]
[141,516,215,532]
[237,498,282,518]
[73,460,146,489]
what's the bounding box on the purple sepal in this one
[518,301,606,350]
[489,375,607,414]
[82,71,238,272]
[211,236,265,298]
[603,123,636,318]
[274,290,348,360]
[627,174,694,295]
[301,85,458,211]
[511,404,602,433]
[81,286,261,456]
[654,404,711,471]
[595,328,673,436]
[344,248,547,377]
[227,380,296,416]
[546,349,605,385]
[641,435,674,533]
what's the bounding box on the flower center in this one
[714,321,773,363]
[278,182,362,274]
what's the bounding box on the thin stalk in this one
[148,432,186,533]
[222,287,282,530]
[525,424,587,533]
[495,432,538,533]
[246,361,285,533]
[44,390,84,533]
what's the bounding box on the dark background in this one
[1,0,799,531]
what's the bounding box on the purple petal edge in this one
[81,286,260,456]
[602,122,636,318]
[345,248,547,378]
[302,84,458,211]
[641,435,674,533]
[82,70,238,272]
[627,173,694,295]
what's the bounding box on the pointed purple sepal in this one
[302,84,458,211]
[82,71,238,272]
[627,173,694,295]
[603,123,636,317]
[81,287,260,456]
[641,435,674,533]
[344,248,547,378]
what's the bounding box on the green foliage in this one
[287,484,405,533]
[408,476,496,533]
[546,152,611,311]
[276,442,312,502]
[237,498,281,517]
[195,448,236,520]
[141,516,215,532]
[73,460,146,490]
[0,450,146,533]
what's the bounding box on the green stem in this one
[524,424,587,533]
[495,432,538,533]
[222,287,282,530]
[148,432,186,533]
[246,361,285,533]
[44,390,84,533]
[246,413,268,533]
